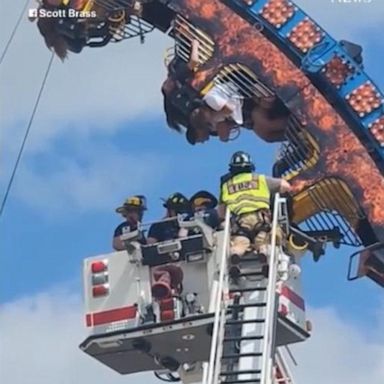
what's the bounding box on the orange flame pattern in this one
[170,0,384,239]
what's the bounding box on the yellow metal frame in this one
[172,14,215,68]
[200,63,259,96]
[292,177,361,231]
[282,131,320,181]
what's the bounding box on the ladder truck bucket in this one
[79,209,310,379]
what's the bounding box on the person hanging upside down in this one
[186,82,244,145]
[250,96,291,142]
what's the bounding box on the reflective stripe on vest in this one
[221,173,270,215]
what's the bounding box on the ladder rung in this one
[224,335,264,342]
[226,319,265,325]
[228,303,267,309]
[229,287,267,293]
[220,369,262,376]
[238,256,265,263]
[220,379,261,384]
[238,271,265,277]
[222,352,263,359]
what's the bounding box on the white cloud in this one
[0,288,158,384]
[11,142,170,214]
[0,0,171,126]
[0,0,172,214]
[291,305,384,384]
[0,0,172,162]
[1,288,383,384]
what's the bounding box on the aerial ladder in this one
[204,194,295,384]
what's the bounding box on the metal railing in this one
[275,347,295,384]
[94,0,141,12]
[203,207,231,384]
[275,116,319,180]
[211,63,275,99]
[275,113,363,247]
[109,15,154,42]
[172,14,215,66]
[260,194,286,384]
[304,178,364,246]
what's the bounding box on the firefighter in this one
[147,193,190,303]
[147,193,192,244]
[190,190,221,229]
[219,151,292,264]
[113,195,147,251]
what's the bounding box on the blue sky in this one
[1,1,384,383]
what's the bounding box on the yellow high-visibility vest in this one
[221,173,270,215]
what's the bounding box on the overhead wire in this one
[0,52,55,219]
[0,0,31,65]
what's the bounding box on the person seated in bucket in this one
[113,195,147,251]
[147,193,192,244]
[190,190,221,230]
[147,193,191,306]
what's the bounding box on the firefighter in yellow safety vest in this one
[219,151,292,265]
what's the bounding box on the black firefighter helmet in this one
[162,192,191,214]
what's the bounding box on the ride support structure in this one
[31,0,384,287]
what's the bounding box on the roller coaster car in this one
[33,0,384,286]
[34,0,163,58]
[54,18,111,49]
[163,60,292,144]
[348,243,384,287]
[80,217,310,375]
